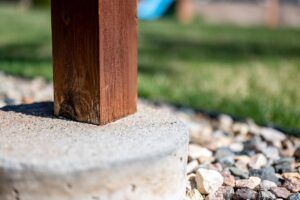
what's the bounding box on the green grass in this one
[0,5,300,130]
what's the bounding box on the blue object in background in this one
[138,0,174,20]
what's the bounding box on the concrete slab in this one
[0,102,189,200]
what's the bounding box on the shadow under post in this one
[0,102,54,118]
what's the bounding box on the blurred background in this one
[0,0,299,130]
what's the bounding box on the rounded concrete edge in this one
[0,102,189,200]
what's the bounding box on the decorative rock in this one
[198,163,222,172]
[294,148,300,159]
[215,147,235,168]
[189,122,213,145]
[260,128,286,148]
[208,131,232,150]
[247,120,261,135]
[187,174,197,191]
[229,142,244,153]
[188,145,213,161]
[230,167,249,179]
[195,168,224,194]
[243,136,266,153]
[275,157,295,165]
[281,140,296,157]
[218,157,235,168]
[275,162,292,173]
[282,173,300,180]
[283,178,300,193]
[270,187,291,199]
[0,99,5,108]
[232,122,249,136]
[218,186,235,200]
[207,186,234,200]
[215,147,235,159]
[235,160,249,172]
[261,147,280,160]
[186,189,204,200]
[205,192,223,200]
[282,173,300,193]
[219,186,234,200]
[274,158,294,174]
[233,188,257,200]
[199,157,216,164]
[211,163,223,172]
[221,172,236,187]
[260,180,278,190]
[187,160,199,174]
[218,114,233,132]
[258,190,276,200]
[0,73,53,106]
[4,97,15,105]
[235,155,251,171]
[249,153,268,169]
[250,167,280,185]
[235,176,261,190]
[288,193,300,200]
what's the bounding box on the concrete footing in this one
[0,102,189,200]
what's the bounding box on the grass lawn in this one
[0,5,299,130]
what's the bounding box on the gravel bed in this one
[154,102,300,200]
[0,73,299,200]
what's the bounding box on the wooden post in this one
[19,0,33,10]
[176,0,195,24]
[51,0,138,125]
[266,0,280,27]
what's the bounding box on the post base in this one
[0,102,188,200]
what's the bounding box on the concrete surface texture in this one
[0,102,189,200]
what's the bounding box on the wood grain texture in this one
[51,0,137,125]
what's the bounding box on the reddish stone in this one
[221,172,235,187]
[270,187,291,199]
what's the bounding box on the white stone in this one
[189,123,213,145]
[218,114,233,132]
[262,147,280,160]
[187,160,199,174]
[260,180,277,190]
[229,142,244,152]
[186,120,204,134]
[0,100,5,108]
[235,177,261,190]
[195,168,224,194]
[188,144,213,160]
[260,128,286,147]
[249,153,268,169]
[186,189,204,200]
[232,122,249,135]
[247,120,261,135]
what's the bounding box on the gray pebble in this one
[233,188,257,200]
[230,167,249,179]
[258,190,276,200]
[288,193,300,200]
[249,167,280,185]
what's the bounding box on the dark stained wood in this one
[51,0,138,125]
